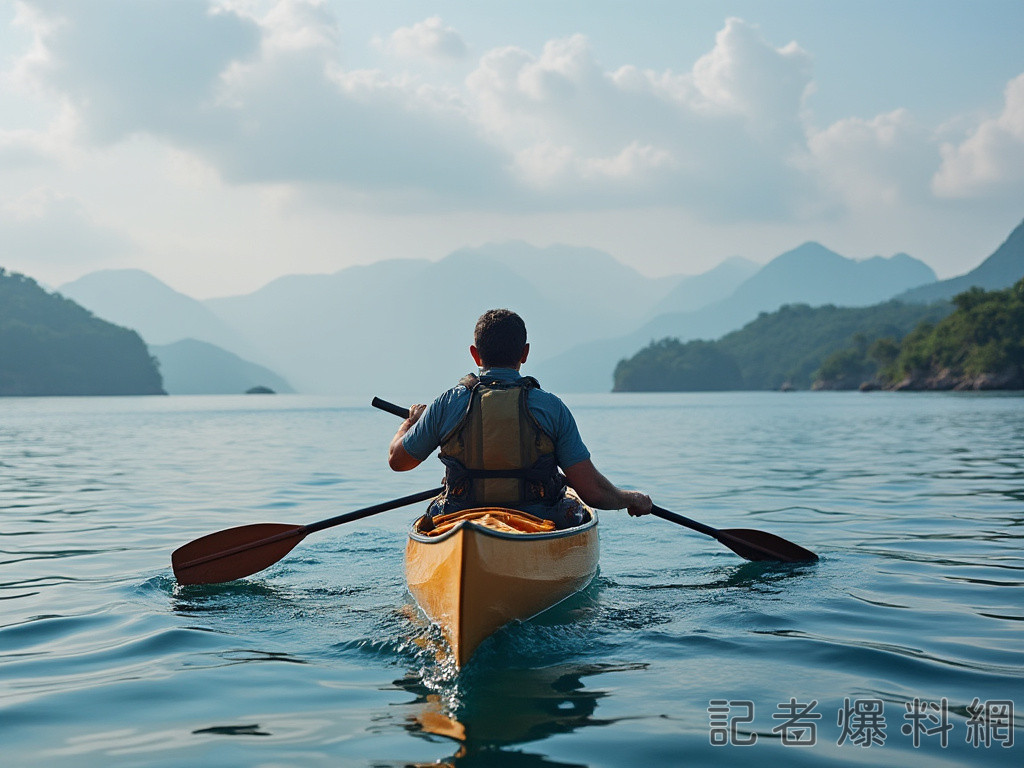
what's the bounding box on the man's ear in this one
[470,344,484,367]
[520,343,530,364]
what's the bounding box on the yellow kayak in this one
[404,502,599,668]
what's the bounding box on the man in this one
[388,309,652,525]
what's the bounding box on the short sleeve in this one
[402,387,469,461]
[526,390,590,469]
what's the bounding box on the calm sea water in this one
[1,392,1021,767]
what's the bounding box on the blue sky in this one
[1,0,1022,297]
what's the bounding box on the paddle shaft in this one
[372,396,410,419]
[650,504,718,538]
[304,487,442,534]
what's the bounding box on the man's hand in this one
[564,459,652,517]
[388,403,426,471]
[624,490,653,517]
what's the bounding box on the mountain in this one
[59,269,258,358]
[613,300,952,392]
[899,218,1024,303]
[536,244,937,391]
[56,235,954,397]
[203,242,689,395]
[150,339,294,395]
[724,242,935,310]
[0,268,164,396]
[649,256,760,316]
[815,278,1024,391]
[451,241,664,315]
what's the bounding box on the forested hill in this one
[818,278,1024,391]
[0,269,164,396]
[613,300,951,392]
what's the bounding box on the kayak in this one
[404,501,599,668]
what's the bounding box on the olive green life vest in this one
[438,374,564,511]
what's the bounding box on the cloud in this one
[14,0,262,145]
[466,20,815,214]
[932,72,1024,198]
[258,0,339,53]
[0,189,134,274]
[10,0,507,203]
[11,3,1000,225]
[805,109,938,209]
[692,18,812,133]
[376,16,467,61]
[8,5,823,214]
[0,127,50,169]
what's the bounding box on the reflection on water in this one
[191,723,271,737]
[670,559,820,592]
[390,662,648,767]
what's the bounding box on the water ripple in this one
[1,393,1022,767]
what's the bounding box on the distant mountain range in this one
[56,218,1023,396]
[60,269,260,356]
[534,242,937,391]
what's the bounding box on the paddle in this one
[172,486,443,585]
[649,505,817,562]
[371,396,817,563]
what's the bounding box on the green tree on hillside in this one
[613,338,744,391]
[614,300,950,391]
[884,278,1024,387]
[0,268,165,396]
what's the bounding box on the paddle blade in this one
[717,528,818,563]
[172,523,306,585]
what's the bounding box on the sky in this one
[1,0,1022,298]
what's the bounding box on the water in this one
[1,392,1021,766]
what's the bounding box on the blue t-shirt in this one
[403,368,591,470]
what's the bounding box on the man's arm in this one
[388,404,426,471]
[563,459,652,516]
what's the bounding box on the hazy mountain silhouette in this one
[725,242,935,309]
[649,256,760,316]
[536,243,937,391]
[151,338,294,395]
[59,269,259,358]
[204,244,687,396]
[898,218,1024,303]
[59,237,958,396]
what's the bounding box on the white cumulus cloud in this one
[466,20,815,214]
[932,72,1024,198]
[8,3,1006,225]
[377,16,467,61]
[7,0,506,203]
[806,109,938,208]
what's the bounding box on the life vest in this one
[437,373,566,512]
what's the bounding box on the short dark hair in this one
[474,309,527,368]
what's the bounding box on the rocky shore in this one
[813,367,1023,392]
[888,367,1023,391]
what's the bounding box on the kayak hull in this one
[405,508,599,668]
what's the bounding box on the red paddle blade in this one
[718,528,818,563]
[172,523,306,585]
